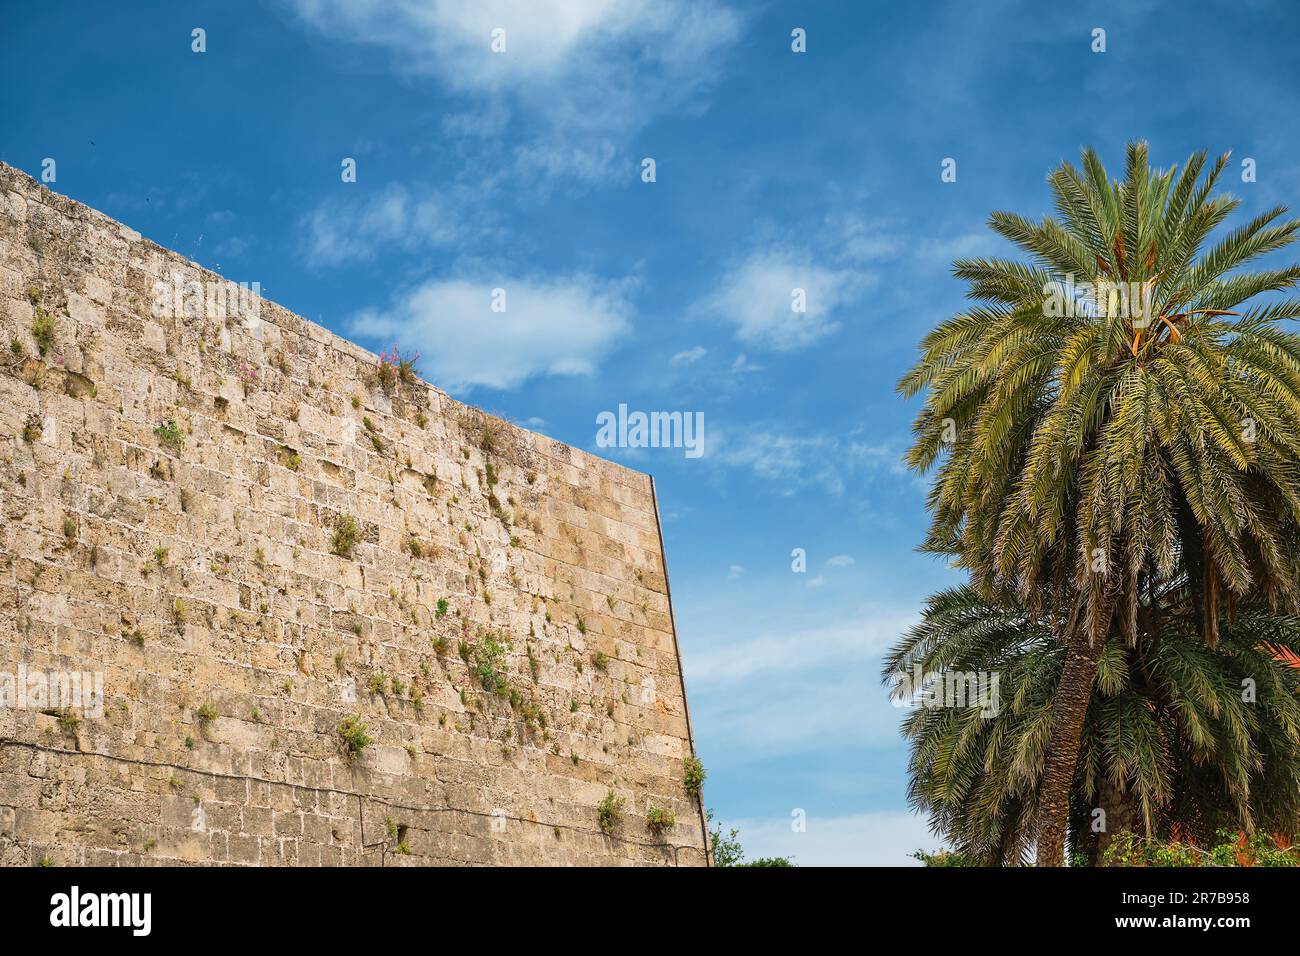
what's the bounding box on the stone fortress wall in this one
[0,162,708,866]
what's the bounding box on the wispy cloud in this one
[699,248,868,351]
[301,183,479,267]
[350,274,634,391]
[709,423,905,495]
[670,346,707,366]
[687,610,913,688]
[684,601,920,761]
[281,0,743,184]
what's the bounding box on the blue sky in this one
[5,0,1300,864]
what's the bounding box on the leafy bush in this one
[31,308,55,356]
[708,809,794,867]
[470,634,511,694]
[332,514,361,558]
[1101,830,1300,868]
[646,807,676,834]
[153,419,185,452]
[375,345,417,393]
[338,714,372,762]
[22,415,42,444]
[57,711,81,735]
[683,755,706,798]
[597,790,624,835]
[912,849,975,866]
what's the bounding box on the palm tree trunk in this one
[1095,777,1141,864]
[1036,627,1106,866]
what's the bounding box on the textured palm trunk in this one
[1095,777,1141,864]
[1036,627,1107,866]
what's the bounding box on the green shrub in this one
[337,714,372,762]
[683,755,706,798]
[32,308,56,356]
[57,711,81,735]
[1101,830,1300,868]
[21,415,42,444]
[912,849,975,866]
[332,514,361,558]
[597,790,624,835]
[646,807,675,834]
[153,419,186,453]
[470,634,511,695]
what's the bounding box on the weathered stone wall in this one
[0,162,707,866]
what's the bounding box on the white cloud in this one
[825,554,855,569]
[917,231,1003,265]
[302,183,471,267]
[684,605,920,757]
[709,423,902,495]
[806,575,826,589]
[700,249,867,351]
[826,213,900,264]
[212,236,250,259]
[730,353,763,374]
[286,0,683,85]
[281,0,742,183]
[686,611,915,688]
[513,138,621,185]
[697,669,912,756]
[721,811,936,866]
[670,346,707,365]
[727,564,745,580]
[349,274,633,391]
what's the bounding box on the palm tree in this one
[898,143,1300,863]
[884,586,1300,865]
